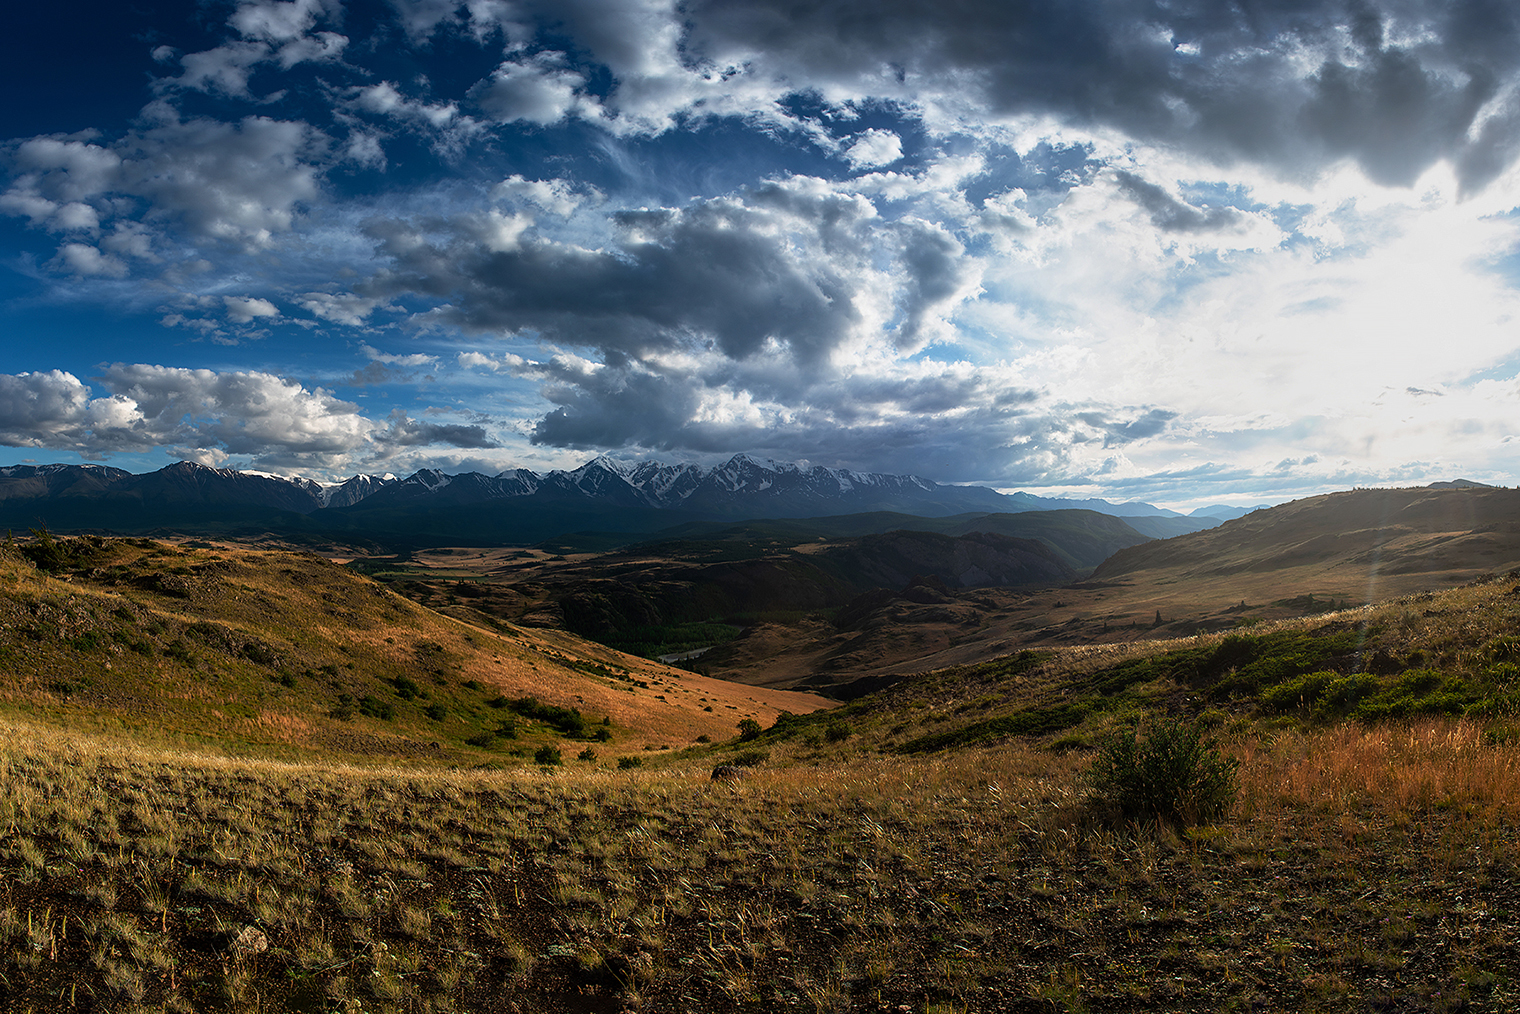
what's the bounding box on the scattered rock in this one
[232,925,269,957]
[710,764,746,781]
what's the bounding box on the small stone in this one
[231,925,269,957]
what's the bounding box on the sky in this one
[4,0,1520,509]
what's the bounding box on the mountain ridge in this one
[0,456,1249,537]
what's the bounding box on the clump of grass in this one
[1085,718,1238,827]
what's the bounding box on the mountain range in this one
[0,456,1259,544]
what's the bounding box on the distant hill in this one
[1187,503,1271,521]
[1427,478,1496,489]
[1092,485,1520,584]
[615,508,1176,573]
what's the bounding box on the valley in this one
[359,485,1520,696]
[1,481,1519,1011]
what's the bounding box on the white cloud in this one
[457,350,527,371]
[298,292,386,326]
[223,296,280,323]
[10,0,1520,497]
[492,175,591,217]
[52,243,127,277]
[360,343,435,367]
[0,371,101,447]
[1,109,326,260]
[472,53,591,125]
[353,83,464,130]
[0,363,508,470]
[843,129,903,169]
[162,0,347,97]
[230,0,332,44]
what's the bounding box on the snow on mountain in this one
[318,473,397,508]
[0,455,1190,526]
[628,461,705,502]
[492,469,542,497]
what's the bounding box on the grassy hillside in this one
[0,534,825,763]
[4,555,1520,1010]
[1095,485,1520,585]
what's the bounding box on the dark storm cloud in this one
[378,410,500,449]
[504,345,1157,483]
[682,0,1520,190]
[1075,407,1179,446]
[364,178,976,363]
[527,372,1062,481]
[1113,172,1244,233]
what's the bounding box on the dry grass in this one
[1238,717,1520,814]
[0,535,827,763]
[6,539,1520,1011]
[1,714,1518,1012]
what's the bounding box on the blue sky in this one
[5,0,1520,509]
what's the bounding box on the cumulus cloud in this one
[364,175,979,364]
[52,243,127,278]
[163,0,347,97]
[9,0,1520,496]
[223,296,280,323]
[298,292,387,327]
[0,365,497,468]
[0,372,102,448]
[471,53,591,125]
[347,82,489,155]
[1,109,327,255]
[377,409,499,449]
[377,0,1520,193]
[843,129,903,169]
[359,343,435,367]
[509,345,1185,481]
[492,175,593,217]
[676,0,1520,191]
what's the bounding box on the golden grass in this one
[1238,717,1520,816]
[0,536,831,764]
[1,711,1519,1012]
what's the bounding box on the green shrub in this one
[534,745,562,767]
[824,719,852,743]
[617,756,643,770]
[736,718,762,742]
[508,697,588,737]
[358,696,395,721]
[1086,718,1238,828]
[21,527,67,573]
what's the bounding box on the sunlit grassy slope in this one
[5,539,1520,1012]
[0,535,825,762]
